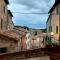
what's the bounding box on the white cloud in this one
[8,0,55,29]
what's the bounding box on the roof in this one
[14,27,29,33]
[46,14,51,23]
[8,10,13,17]
[14,26,29,33]
[14,28,27,36]
[0,34,17,42]
[0,30,21,41]
[4,0,9,4]
[49,0,60,13]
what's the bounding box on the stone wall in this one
[0,36,17,53]
[0,0,8,30]
[0,48,48,60]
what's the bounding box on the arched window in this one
[56,26,58,34]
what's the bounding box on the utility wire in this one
[12,12,49,14]
[11,12,60,15]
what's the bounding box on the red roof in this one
[0,28,27,41]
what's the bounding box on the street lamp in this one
[50,32,54,36]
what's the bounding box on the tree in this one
[34,31,37,36]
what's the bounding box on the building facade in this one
[14,27,27,51]
[46,0,60,44]
[0,0,14,31]
[0,33,17,53]
[31,31,45,49]
[26,32,32,50]
[14,26,33,50]
[4,30,22,52]
[7,10,14,30]
[0,0,9,30]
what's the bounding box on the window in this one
[0,48,7,53]
[56,26,58,34]
[49,26,52,32]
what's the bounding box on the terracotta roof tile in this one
[0,28,28,41]
[0,30,21,41]
[4,30,20,40]
[14,28,29,33]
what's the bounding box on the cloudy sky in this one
[8,0,55,29]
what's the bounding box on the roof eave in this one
[4,0,9,4]
[49,1,60,13]
[8,10,13,17]
[46,14,51,23]
[49,3,56,13]
[0,33,18,41]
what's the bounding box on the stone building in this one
[14,27,28,51]
[14,26,32,50]
[5,30,22,52]
[30,29,45,49]
[31,33,45,49]
[7,10,14,30]
[0,0,14,31]
[0,31,17,53]
[26,32,32,50]
[0,0,9,30]
[0,29,23,54]
[46,0,60,44]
